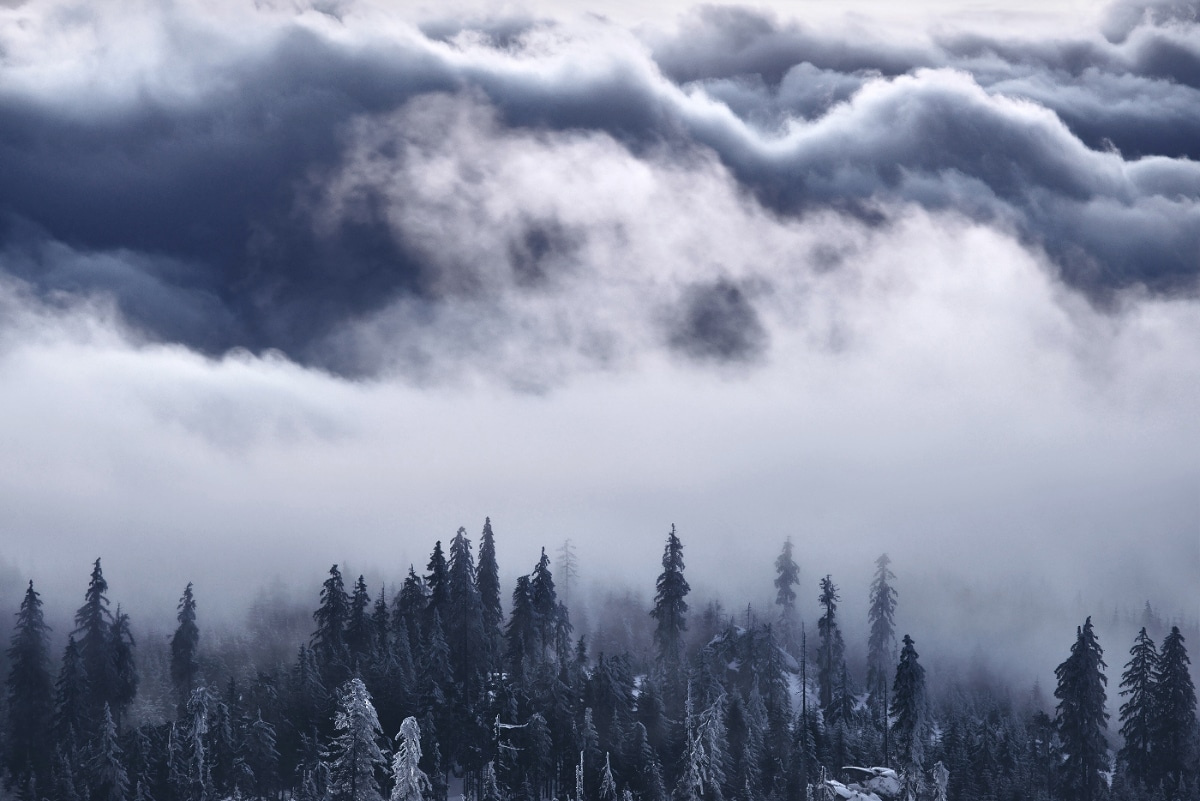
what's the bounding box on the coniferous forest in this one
[3,521,1196,801]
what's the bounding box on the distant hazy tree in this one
[313,565,351,686]
[867,554,898,741]
[110,606,139,728]
[1116,627,1157,786]
[390,716,431,801]
[328,678,388,801]
[774,538,800,612]
[5,580,54,791]
[651,525,690,675]
[53,634,88,746]
[1151,626,1196,789]
[816,575,845,713]
[477,518,504,669]
[1054,617,1108,801]
[556,538,580,606]
[890,635,927,770]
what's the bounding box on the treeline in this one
[2,520,1197,801]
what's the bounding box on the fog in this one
[0,0,1196,695]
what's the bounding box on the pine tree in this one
[394,566,427,646]
[424,542,450,633]
[651,525,690,676]
[890,635,927,770]
[1116,627,1157,786]
[328,678,388,801]
[867,554,898,740]
[53,634,88,746]
[1150,626,1196,789]
[557,538,580,606]
[816,575,845,713]
[505,575,536,682]
[530,547,559,664]
[390,716,432,801]
[774,538,800,613]
[477,518,503,671]
[74,558,118,725]
[346,575,372,670]
[447,526,485,697]
[243,712,281,800]
[5,580,54,791]
[314,565,351,686]
[90,703,131,801]
[170,583,201,715]
[1054,617,1108,801]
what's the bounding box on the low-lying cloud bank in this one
[0,0,1195,679]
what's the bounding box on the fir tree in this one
[447,526,485,697]
[390,716,431,801]
[651,525,690,675]
[890,635,927,770]
[53,634,88,746]
[477,518,503,670]
[74,558,118,725]
[424,542,450,632]
[774,538,800,613]
[1116,627,1157,786]
[170,583,201,715]
[313,565,351,686]
[816,575,845,713]
[243,712,282,800]
[110,607,139,727]
[1150,626,1196,789]
[90,704,130,801]
[328,678,388,801]
[1054,617,1108,801]
[557,538,580,606]
[5,580,54,790]
[346,575,372,670]
[394,566,427,646]
[505,575,536,681]
[530,547,559,663]
[867,554,898,739]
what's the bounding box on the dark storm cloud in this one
[0,0,1197,376]
[667,279,767,363]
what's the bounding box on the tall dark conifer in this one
[447,526,485,705]
[425,542,450,631]
[312,564,350,687]
[110,607,138,728]
[529,547,558,663]
[170,583,200,715]
[394,566,427,645]
[816,575,845,713]
[6,580,54,790]
[1151,626,1196,788]
[890,634,926,770]
[74,558,117,725]
[650,525,689,675]
[346,575,372,670]
[1054,617,1108,801]
[477,518,503,670]
[1116,627,1157,786]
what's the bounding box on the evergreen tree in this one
[890,635,927,770]
[774,538,800,613]
[5,580,54,790]
[447,526,485,697]
[1150,626,1196,789]
[111,607,139,727]
[557,538,580,606]
[74,558,118,725]
[314,565,351,686]
[1116,627,1157,786]
[867,554,898,739]
[394,567,427,646]
[243,712,282,800]
[530,547,559,664]
[53,634,88,746]
[371,587,391,659]
[90,704,130,801]
[170,583,201,715]
[1054,617,1108,801]
[651,525,690,675]
[424,542,450,633]
[347,575,372,670]
[477,518,503,670]
[328,678,388,801]
[390,716,431,801]
[816,575,845,713]
[505,575,536,681]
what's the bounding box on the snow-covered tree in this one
[390,716,431,801]
[328,678,389,801]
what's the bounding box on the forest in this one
[2,520,1196,801]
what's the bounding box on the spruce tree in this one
[90,704,130,801]
[505,575,536,682]
[346,575,372,670]
[53,634,88,747]
[313,564,351,686]
[1054,617,1108,801]
[477,518,503,670]
[394,566,427,646]
[447,526,485,696]
[557,538,580,606]
[391,716,432,801]
[1116,627,1157,786]
[651,525,690,676]
[1150,626,1196,789]
[530,547,559,663]
[867,554,898,738]
[5,579,54,791]
[170,583,201,715]
[110,606,139,728]
[328,678,388,801]
[774,538,799,613]
[816,575,845,713]
[74,558,117,725]
[424,542,450,632]
[890,634,927,770]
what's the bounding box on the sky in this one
[0,0,1197,683]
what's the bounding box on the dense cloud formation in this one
[0,0,1196,375]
